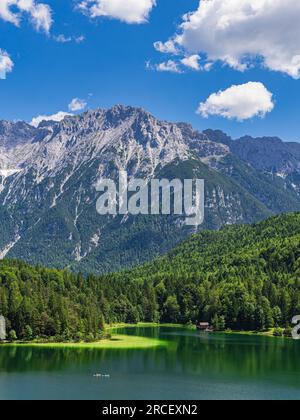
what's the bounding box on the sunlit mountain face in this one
[1,106,300,273]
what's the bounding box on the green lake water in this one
[0,326,299,400]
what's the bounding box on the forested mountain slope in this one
[0,212,299,340]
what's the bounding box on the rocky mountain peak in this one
[231,135,300,174]
[0,120,38,149]
[202,129,233,146]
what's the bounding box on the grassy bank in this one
[224,328,291,339]
[0,324,291,349]
[108,322,196,331]
[1,334,168,350]
[108,323,291,339]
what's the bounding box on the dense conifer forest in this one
[0,212,300,341]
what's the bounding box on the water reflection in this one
[0,327,300,397]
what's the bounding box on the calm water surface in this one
[0,327,299,400]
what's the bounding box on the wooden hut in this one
[196,322,211,331]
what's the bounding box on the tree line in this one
[0,212,300,341]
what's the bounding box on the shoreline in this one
[223,328,291,339]
[108,322,291,339]
[107,322,196,331]
[0,324,291,348]
[0,333,168,350]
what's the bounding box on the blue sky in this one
[1,0,300,141]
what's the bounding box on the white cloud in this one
[54,34,85,44]
[30,111,73,127]
[68,98,87,112]
[0,49,14,79]
[79,0,156,24]
[181,55,200,71]
[0,0,52,33]
[156,0,300,78]
[75,35,85,44]
[156,60,182,74]
[154,40,178,54]
[197,82,274,121]
[54,34,72,43]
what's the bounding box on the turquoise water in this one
[0,326,299,400]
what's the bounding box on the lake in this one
[0,326,299,400]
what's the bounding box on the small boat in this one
[93,373,110,378]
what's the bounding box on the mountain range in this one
[1,105,300,273]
